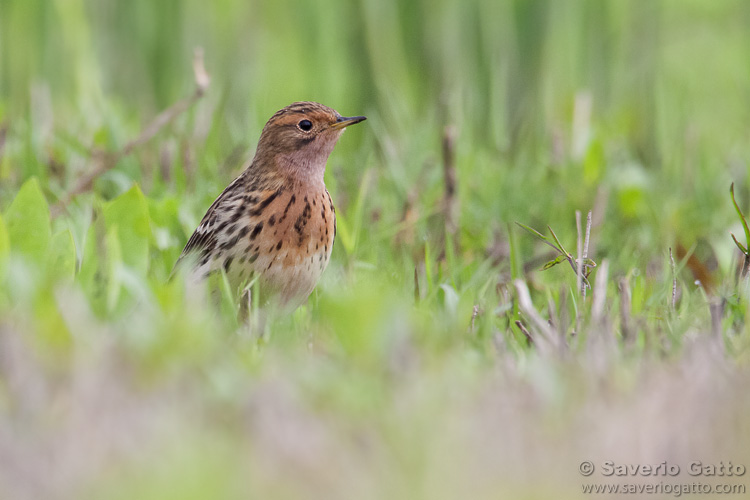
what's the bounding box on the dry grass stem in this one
[514,279,557,352]
[582,211,593,301]
[583,211,592,263]
[441,125,458,256]
[669,247,677,311]
[591,259,609,327]
[469,305,480,334]
[576,210,584,299]
[578,210,593,300]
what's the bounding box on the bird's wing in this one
[174,173,285,276]
[174,173,248,270]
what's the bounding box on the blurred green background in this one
[2,1,750,499]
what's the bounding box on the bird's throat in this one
[275,148,330,188]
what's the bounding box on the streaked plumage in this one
[176,102,365,308]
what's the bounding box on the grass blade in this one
[732,233,748,254]
[515,222,560,252]
[730,183,750,254]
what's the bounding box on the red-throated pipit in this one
[176,102,366,308]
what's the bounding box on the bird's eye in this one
[298,119,313,132]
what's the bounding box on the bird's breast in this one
[234,187,336,305]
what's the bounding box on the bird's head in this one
[253,101,366,184]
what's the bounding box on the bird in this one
[175,101,366,309]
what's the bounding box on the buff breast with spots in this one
[176,102,363,307]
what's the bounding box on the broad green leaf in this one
[4,177,51,262]
[103,184,150,274]
[78,223,100,293]
[148,196,180,250]
[105,225,123,313]
[35,289,72,351]
[78,222,106,316]
[148,196,179,227]
[48,229,77,280]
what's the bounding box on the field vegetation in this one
[1,1,749,498]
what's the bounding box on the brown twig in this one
[414,266,420,303]
[675,243,716,296]
[51,48,210,217]
[583,211,592,276]
[441,125,458,257]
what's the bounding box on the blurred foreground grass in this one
[2,1,750,499]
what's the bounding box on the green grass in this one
[2,1,750,498]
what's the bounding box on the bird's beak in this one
[331,115,367,130]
